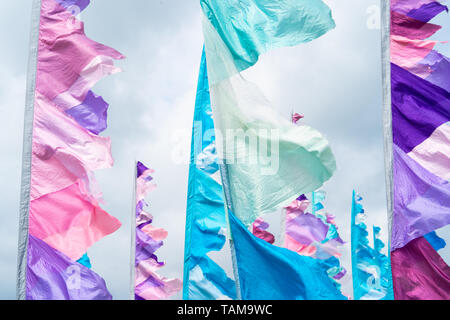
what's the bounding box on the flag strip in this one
[17,0,42,301]
[19,0,123,300]
[183,50,237,300]
[134,162,182,300]
[387,0,450,300]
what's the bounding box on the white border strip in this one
[16,0,41,300]
[380,1,393,246]
[130,160,137,300]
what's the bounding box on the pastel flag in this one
[390,63,450,250]
[391,237,450,300]
[200,0,335,74]
[29,181,121,261]
[252,217,275,244]
[27,235,112,300]
[292,113,304,124]
[183,50,236,300]
[284,194,344,261]
[386,0,450,300]
[134,162,182,300]
[65,91,109,135]
[391,0,443,15]
[202,0,337,227]
[31,92,113,200]
[425,56,450,92]
[351,191,394,300]
[228,211,346,300]
[390,35,438,69]
[55,0,90,12]
[18,0,123,300]
[390,10,442,40]
[37,0,124,102]
[283,193,347,296]
[407,1,448,22]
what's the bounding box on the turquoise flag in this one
[228,210,346,300]
[351,191,394,300]
[182,49,236,300]
[201,0,335,74]
[202,0,337,227]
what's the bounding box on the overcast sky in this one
[0,0,448,300]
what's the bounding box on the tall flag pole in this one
[129,160,137,300]
[134,162,182,300]
[201,0,346,299]
[17,0,123,300]
[17,0,41,300]
[384,0,450,299]
[351,191,394,300]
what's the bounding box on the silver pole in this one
[16,0,42,300]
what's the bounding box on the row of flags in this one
[17,0,449,300]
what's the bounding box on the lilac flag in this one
[26,235,112,300]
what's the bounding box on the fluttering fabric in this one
[229,211,346,300]
[20,0,123,300]
[134,162,182,300]
[391,236,450,300]
[252,217,275,244]
[424,231,446,251]
[201,0,345,300]
[388,1,449,299]
[27,235,111,300]
[284,193,347,293]
[202,0,337,227]
[351,191,394,300]
[183,51,236,300]
[200,0,335,75]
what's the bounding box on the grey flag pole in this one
[380,1,393,245]
[16,0,41,300]
[129,160,138,300]
[218,163,242,300]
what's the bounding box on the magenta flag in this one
[391,237,450,300]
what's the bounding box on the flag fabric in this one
[201,0,337,227]
[199,0,353,300]
[18,0,123,300]
[26,235,111,300]
[383,0,450,300]
[351,191,394,300]
[182,50,236,300]
[391,236,450,300]
[134,162,182,300]
[228,210,346,300]
[252,217,275,244]
[283,193,347,296]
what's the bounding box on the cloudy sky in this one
[0,0,448,300]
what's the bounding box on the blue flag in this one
[228,210,346,300]
[182,49,236,300]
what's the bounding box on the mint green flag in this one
[202,0,337,226]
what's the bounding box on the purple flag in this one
[26,235,112,300]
